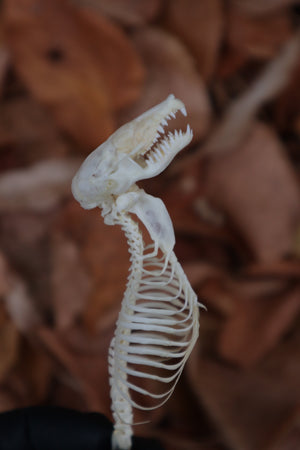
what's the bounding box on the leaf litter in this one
[0,1,300,449]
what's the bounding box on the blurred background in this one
[0,0,300,449]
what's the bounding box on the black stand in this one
[0,407,163,450]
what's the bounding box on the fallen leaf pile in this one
[0,0,300,449]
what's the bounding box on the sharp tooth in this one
[161,143,168,153]
[170,112,176,119]
[147,155,155,164]
[153,151,161,162]
[179,130,183,137]
[162,119,168,126]
[180,106,187,117]
[158,125,164,134]
[187,124,191,134]
[166,115,171,120]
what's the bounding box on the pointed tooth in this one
[147,155,154,164]
[153,152,160,162]
[161,143,168,153]
[158,125,164,134]
[179,129,183,137]
[170,112,176,119]
[162,119,168,126]
[180,106,187,116]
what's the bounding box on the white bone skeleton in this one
[72,95,201,450]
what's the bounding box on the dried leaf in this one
[0,389,19,412]
[203,33,300,157]
[0,95,71,169]
[5,275,41,332]
[230,0,300,16]
[266,406,300,450]
[72,0,162,26]
[3,0,145,147]
[204,123,300,261]
[244,260,300,279]
[0,303,19,382]
[0,45,10,97]
[55,201,129,332]
[274,60,300,134]
[0,158,81,212]
[188,328,300,450]
[218,286,300,366]
[164,0,224,80]
[38,326,112,414]
[51,232,91,329]
[14,341,53,403]
[227,7,292,60]
[0,252,9,297]
[119,27,211,144]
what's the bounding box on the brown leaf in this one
[0,95,71,169]
[3,0,145,147]
[244,260,300,279]
[38,326,112,414]
[14,341,53,404]
[73,0,162,26]
[204,33,300,157]
[0,45,10,98]
[55,200,129,332]
[230,0,300,15]
[0,389,19,412]
[0,158,81,212]
[5,275,41,332]
[188,328,300,450]
[265,406,300,450]
[119,27,211,144]
[175,33,300,172]
[164,0,224,80]
[0,303,20,382]
[227,7,292,60]
[0,252,9,297]
[218,285,300,366]
[204,123,300,261]
[51,232,91,329]
[274,61,300,134]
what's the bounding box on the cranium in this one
[72,95,192,209]
[72,95,192,254]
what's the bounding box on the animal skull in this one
[72,94,192,254]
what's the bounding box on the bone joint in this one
[72,95,201,450]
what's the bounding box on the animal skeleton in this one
[72,95,201,450]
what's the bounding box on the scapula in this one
[72,95,201,450]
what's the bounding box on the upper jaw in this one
[128,95,193,178]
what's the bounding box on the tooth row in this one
[157,106,187,133]
[146,123,192,166]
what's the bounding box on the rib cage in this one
[109,213,199,449]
